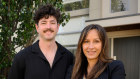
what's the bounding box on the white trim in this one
[63,0,82,4]
[57,30,81,35]
[86,15,140,27]
[66,8,89,17]
[113,56,117,60]
[66,46,77,50]
[138,0,140,13]
[111,38,114,59]
[108,29,140,60]
[107,29,140,38]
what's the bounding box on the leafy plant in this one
[0,0,70,78]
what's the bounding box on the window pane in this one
[64,0,89,11]
[68,49,77,55]
[65,45,77,54]
[111,0,129,13]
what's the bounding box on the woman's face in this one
[82,29,102,61]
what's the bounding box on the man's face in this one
[35,16,59,41]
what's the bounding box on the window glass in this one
[64,0,89,11]
[65,45,77,55]
[68,49,77,55]
[111,0,129,13]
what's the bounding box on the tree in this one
[0,0,70,78]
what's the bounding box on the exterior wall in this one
[58,0,140,78]
[102,0,138,18]
[56,33,80,45]
[107,29,140,59]
[56,16,89,46]
[86,14,140,27]
[89,0,139,19]
[56,0,89,52]
[66,8,89,17]
[107,30,140,79]
[58,0,140,48]
[87,1,140,79]
[58,16,88,33]
[89,0,102,19]
[86,0,140,27]
[107,29,140,38]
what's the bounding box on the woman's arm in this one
[110,60,126,79]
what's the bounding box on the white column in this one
[111,38,114,58]
[110,38,117,60]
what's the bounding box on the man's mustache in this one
[43,29,54,33]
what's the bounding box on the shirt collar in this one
[31,40,66,62]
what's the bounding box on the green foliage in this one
[0,0,70,78]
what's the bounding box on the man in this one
[8,4,73,79]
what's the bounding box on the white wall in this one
[56,16,89,45]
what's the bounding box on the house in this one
[56,0,140,79]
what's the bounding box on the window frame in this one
[102,0,138,18]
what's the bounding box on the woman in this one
[71,24,126,79]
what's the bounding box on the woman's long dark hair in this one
[71,24,113,79]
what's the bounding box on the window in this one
[102,0,137,18]
[111,0,129,13]
[65,45,77,54]
[68,48,77,55]
[63,0,89,11]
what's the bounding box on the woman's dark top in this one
[97,60,126,79]
[67,60,126,79]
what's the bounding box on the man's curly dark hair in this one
[33,4,61,24]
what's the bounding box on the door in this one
[114,36,140,79]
